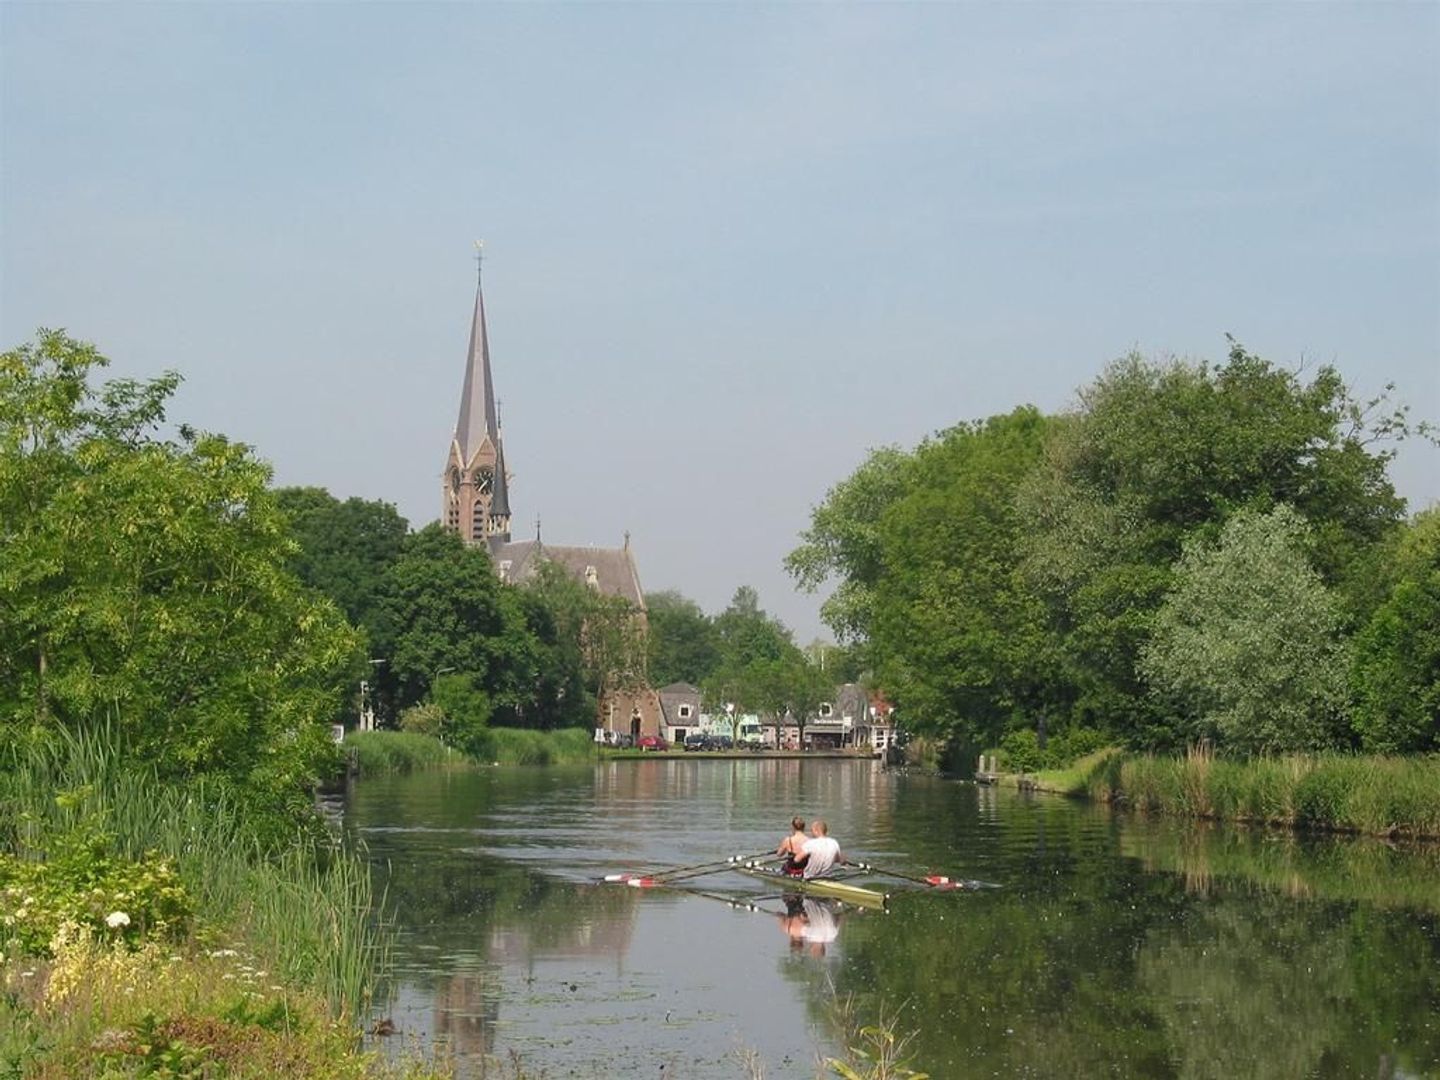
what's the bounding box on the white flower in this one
[105,911,131,929]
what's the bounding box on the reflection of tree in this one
[1137,898,1440,1079]
[795,784,1440,1078]
[1118,821,1440,915]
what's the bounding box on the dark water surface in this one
[345,759,1440,1078]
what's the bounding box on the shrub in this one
[0,817,192,957]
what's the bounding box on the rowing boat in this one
[731,862,889,908]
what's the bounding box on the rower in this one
[777,815,809,877]
[801,819,843,880]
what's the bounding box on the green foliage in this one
[1350,509,1440,753]
[397,702,445,738]
[1016,344,1408,748]
[645,589,721,687]
[371,524,530,715]
[702,586,830,735]
[0,821,192,956]
[1141,505,1350,753]
[786,445,917,646]
[0,728,390,1017]
[430,672,493,754]
[273,486,409,639]
[1069,750,1440,837]
[0,331,362,794]
[344,730,466,774]
[869,408,1055,745]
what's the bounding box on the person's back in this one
[801,819,842,879]
[778,815,809,876]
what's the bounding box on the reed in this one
[345,730,469,775]
[0,726,388,1018]
[1055,747,1440,838]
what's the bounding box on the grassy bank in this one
[345,727,595,774]
[0,730,444,1078]
[1024,748,1440,839]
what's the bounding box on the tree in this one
[1349,509,1440,753]
[370,524,534,717]
[785,446,916,647]
[645,589,720,687]
[525,560,647,726]
[1140,505,1350,753]
[1020,342,1408,745]
[869,407,1058,747]
[273,486,409,638]
[0,331,361,793]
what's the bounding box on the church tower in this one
[442,261,512,547]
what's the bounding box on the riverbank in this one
[345,727,593,775]
[0,732,446,1078]
[1015,748,1440,839]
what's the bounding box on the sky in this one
[3,2,1437,642]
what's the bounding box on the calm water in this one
[344,759,1440,1079]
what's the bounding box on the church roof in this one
[493,538,646,608]
[454,274,499,466]
[451,269,511,519]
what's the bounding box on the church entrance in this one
[630,713,642,742]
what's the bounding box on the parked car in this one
[637,734,668,752]
[712,734,734,751]
[683,733,712,752]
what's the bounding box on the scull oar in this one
[843,861,999,891]
[601,850,772,889]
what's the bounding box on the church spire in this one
[441,245,512,545]
[453,245,499,466]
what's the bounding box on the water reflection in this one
[346,761,1440,1078]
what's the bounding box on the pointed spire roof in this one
[491,436,511,518]
[453,266,499,466]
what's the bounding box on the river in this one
[344,758,1440,1078]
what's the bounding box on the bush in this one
[397,703,445,738]
[0,825,192,956]
[344,731,464,775]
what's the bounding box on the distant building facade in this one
[440,265,660,742]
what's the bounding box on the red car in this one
[637,735,669,752]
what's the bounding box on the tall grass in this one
[480,726,595,766]
[347,728,596,771]
[0,728,388,1018]
[1061,748,1440,839]
[345,730,468,775]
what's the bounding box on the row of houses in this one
[598,682,897,753]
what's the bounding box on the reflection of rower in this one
[780,894,841,957]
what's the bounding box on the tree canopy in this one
[1,331,361,796]
[789,340,1434,757]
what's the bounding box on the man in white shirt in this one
[801,819,843,880]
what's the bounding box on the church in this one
[440,265,663,744]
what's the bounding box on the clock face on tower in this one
[476,466,494,495]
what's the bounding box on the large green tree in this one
[785,446,916,648]
[369,524,535,718]
[1349,509,1440,753]
[644,589,721,687]
[869,407,1058,746]
[0,331,361,792]
[1019,343,1407,744]
[273,486,408,639]
[1140,505,1350,753]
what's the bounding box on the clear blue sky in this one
[3,2,1437,641]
